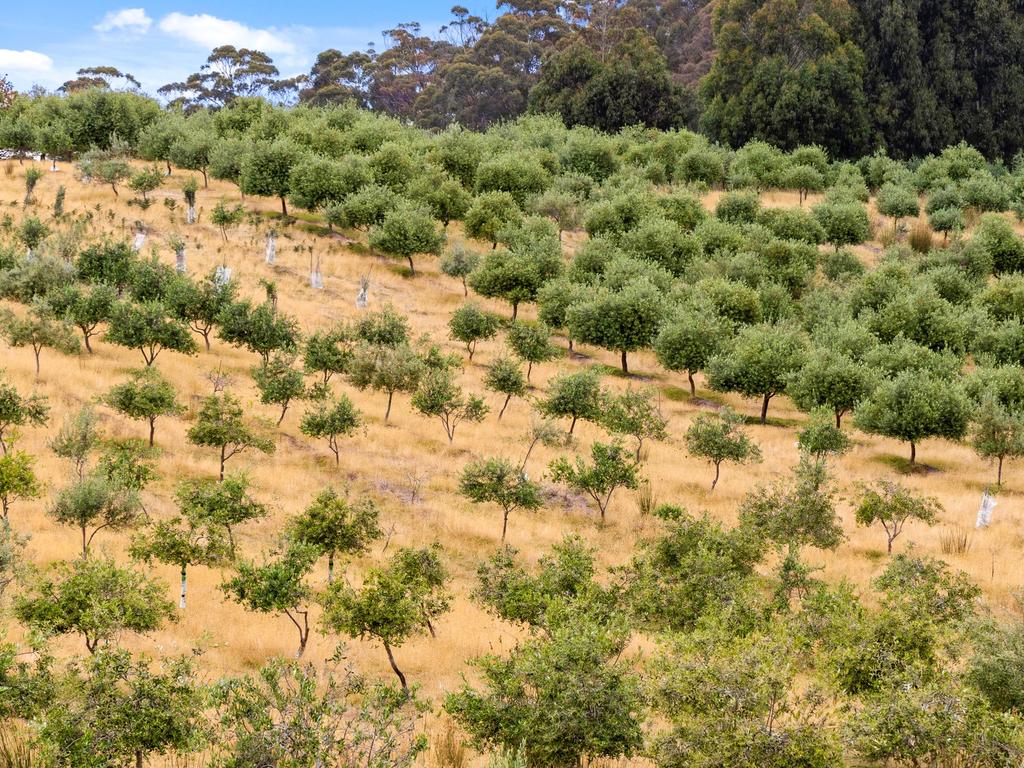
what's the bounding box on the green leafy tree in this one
[44,283,116,354]
[812,200,871,249]
[222,542,319,657]
[601,387,669,460]
[15,556,175,653]
[567,280,668,374]
[252,355,306,426]
[299,394,362,465]
[130,513,229,609]
[685,407,762,490]
[303,325,354,384]
[347,343,426,421]
[105,301,198,366]
[853,371,970,464]
[854,480,941,554]
[464,192,522,248]
[707,323,809,424]
[287,488,381,583]
[48,474,143,556]
[0,306,79,377]
[411,369,489,443]
[459,456,543,541]
[0,377,49,454]
[217,299,300,364]
[549,440,640,523]
[655,310,731,396]
[211,199,245,242]
[440,245,481,296]
[103,367,181,446]
[176,473,268,555]
[877,182,920,230]
[797,408,852,461]
[127,165,163,204]
[538,368,603,435]
[78,148,131,196]
[321,546,453,693]
[0,449,40,522]
[165,270,237,351]
[169,129,214,187]
[240,139,306,217]
[970,394,1024,486]
[787,349,877,428]
[467,238,562,320]
[449,303,500,361]
[49,405,100,480]
[484,356,527,419]
[187,393,275,480]
[506,319,555,382]
[368,202,444,275]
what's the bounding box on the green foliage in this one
[287,487,381,583]
[0,376,49,454]
[566,279,668,373]
[0,449,40,522]
[15,556,175,653]
[483,356,527,419]
[537,368,603,434]
[346,342,425,421]
[0,305,80,376]
[448,303,500,360]
[240,139,306,216]
[797,408,852,460]
[210,199,245,241]
[440,245,482,296]
[548,440,640,523]
[787,348,876,428]
[103,367,181,446]
[187,393,275,480]
[411,369,489,443]
[853,480,941,553]
[684,407,762,490]
[105,300,197,366]
[252,354,305,426]
[459,456,543,541]
[299,394,361,465]
[970,394,1024,486]
[368,201,444,275]
[812,199,871,249]
[655,310,731,395]
[217,299,300,364]
[464,192,523,248]
[601,387,668,460]
[505,320,555,381]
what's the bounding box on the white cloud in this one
[94,8,153,34]
[158,12,296,55]
[0,49,53,73]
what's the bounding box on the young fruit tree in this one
[221,542,319,658]
[538,368,603,435]
[176,473,268,556]
[854,480,941,554]
[130,513,230,609]
[103,367,182,446]
[320,546,453,694]
[346,343,425,421]
[287,487,381,583]
[0,449,40,522]
[252,355,306,426]
[654,310,731,396]
[368,202,444,276]
[44,283,116,354]
[601,387,668,460]
[970,394,1024,486]
[448,303,500,361]
[0,377,49,454]
[411,369,489,443]
[48,474,144,557]
[15,556,176,653]
[105,301,199,366]
[459,456,543,541]
[0,306,80,377]
[299,394,362,465]
[684,407,762,491]
[548,440,640,524]
[440,245,481,296]
[506,319,555,382]
[187,393,275,480]
[483,356,527,419]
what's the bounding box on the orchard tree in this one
[169,130,214,187]
[105,301,198,366]
[240,139,305,217]
[484,356,527,419]
[222,542,318,658]
[0,378,49,454]
[0,449,40,522]
[877,182,920,230]
[0,306,79,377]
[440,246,481,296]
[685,407,762,490]
[411,369,489,443]
[303,325,354,384]
[538,368,604,435]
[320,546,452,694]
[707,323,809,424]
[602,387,669,460]
[654,310,731,396]
[467,242,562,320]
[549,440,640,524]
[48,474,144,556]
[177,473,268,555]
[459,456,543,541]
[787,349,877,428]
[854,480,941,554]
[368,202,444,275]
[15,556,175,653]
[812,199,870,249]
[970,395,1024,486]
[187,393,275,480]
[853,371,970,465]
[217,300,300,364]
[103,367,182,446]
[50,406,100,481]
[130,514,230,609]
[506,320,555,381]
[165,270,238,351]
[347,343,425,421]
[211,200,245,241]
[78,148,131,196]
[567,280,668,374]
[44,283,116,354]
[299,394,362,465]
[464,192,522,248]
[287,488,381,583]
[128,166,163,204]
[252,355,305,426]
[797,408,852,461]
[449,303,500,361]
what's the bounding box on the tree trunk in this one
[81,526,88,557]
[499,394,512,419]
[136,750,143,768]
[83,333,93,354]
[688,371,695,396]
[277,404,287,427]
[527,361,533,382]
[501,510,510,542]
[219,445,226,481]
[33,347,41,377]
[179,566,187,609]
[760,394,771,424]
[202,330,211,351]
[201,169,208,188]
[327,554,334,584]
[385,391,394,421]
[149,418,156,447]
[569,416,578,435]
[711,462,721,491]
[835,410,842,429]
[407,255,415,276]
[383,641,409,694]
[620,350,628,374]
[998,456,1004,486]
[511,303,518,321]
[280,196,288,217]
[909,441,916,465]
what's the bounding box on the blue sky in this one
[1,2,492,94]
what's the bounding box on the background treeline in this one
[21,0,1024,160]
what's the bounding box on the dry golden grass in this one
[2,161,1024,747]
